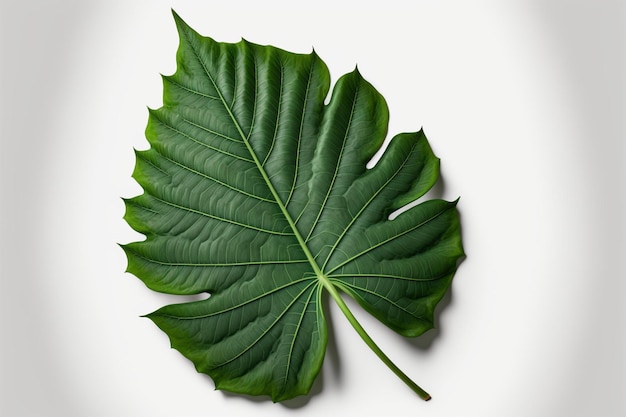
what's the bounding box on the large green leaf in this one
[123,11,464,402]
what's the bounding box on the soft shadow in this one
[221,389,271,404]
[424,170,446,201]
[405,285,454,351]
[403,187,467,351]
[150,291,211,305]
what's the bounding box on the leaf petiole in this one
[318,275,432,401]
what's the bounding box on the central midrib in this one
[202,61,332,290]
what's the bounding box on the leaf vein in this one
[321,141,417,271]
[153,149,276,203]
[128,250,309,267]
[305,84,359,242]
[163,76,221,100]
[280,283,318,393]
[149,194,293,236]
[182,117,243,143]
[151,111,253,163]
[284,60,314,207]
[261,63,284,167]
[328,272,450,282]
[335,281,426,321]
[208,280,319,370]
[326,205,452,275]
[152,278,316,321]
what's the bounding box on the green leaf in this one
[122,11,464,402]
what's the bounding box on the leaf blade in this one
[123,11,464,402]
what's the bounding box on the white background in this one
[1,1,624,416]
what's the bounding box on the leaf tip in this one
[117,242,131,265]
[170,8,182,23]
[171,9,197,38]
[142,310,159,321]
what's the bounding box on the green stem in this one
[319,276,431,401]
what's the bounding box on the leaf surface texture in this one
[123,12,464,402]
